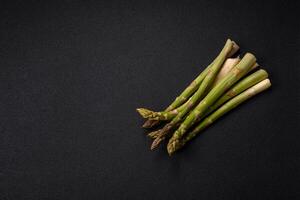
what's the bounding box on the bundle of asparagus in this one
[137,39,271,155]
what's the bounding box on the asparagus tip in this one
[142,120,159,128]
[168,138,186,155]
[147,130,160,139]
[136,108,154,118]
[167,137,179,155]
[150,136,164,150]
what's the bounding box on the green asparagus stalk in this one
[205,69,268,116]
[150,39,236,149]
[164,40,239,111]
[167,53,256,153]
[153,97,193,120]
[149,56,257,144]
[168,78,271,155]
[139,57,241,121]
[139,97,192,123]
[140,63,212,128]
[147,69,268,139]
[140,40,239,128]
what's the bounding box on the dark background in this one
[0,0,299,199]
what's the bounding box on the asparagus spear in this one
[139,97,192,123]
[165,40,239,111]
[147,69,268,139]
[152,97,192,120]
[167,53,256,153]
[140,63,212,128]
[150,39,236,149]
[138,57,241,121]
[205,69,268,116]
[140,40,239,128]
[168,79,271,155]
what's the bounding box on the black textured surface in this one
[0,0,299,199]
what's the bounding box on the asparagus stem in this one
[150,39,236,149]
[167,53,257,153]
[139,63,212,128]
[137,98,190,121]
[137,61,213,120]
[169,79,271,155]
[139,57,241,121]
[165,40,239,111]
[205,69,268,116]
[148,69,268,139]
[141,41,239,128]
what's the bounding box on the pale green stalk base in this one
[212,57,240,86]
